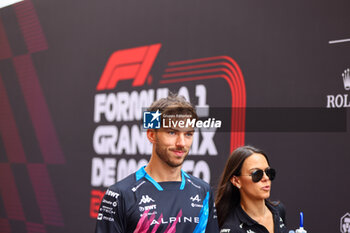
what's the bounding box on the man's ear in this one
[147,129,156,144]
[230,176,241,189]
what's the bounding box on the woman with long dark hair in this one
[215,145,287,233]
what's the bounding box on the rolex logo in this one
[342,69,350,90]
[326,69,350,108]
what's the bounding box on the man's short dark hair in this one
[147,93,198,124]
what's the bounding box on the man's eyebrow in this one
[167,128,195,133]
[167,127,178,131]
[185,130,195,133]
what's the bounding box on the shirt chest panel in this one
[126,182,207,232]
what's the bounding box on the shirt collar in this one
[135,166,190,191]
[236,201,279,226]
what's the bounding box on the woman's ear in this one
[230,176,241,189]
[147,129,156,144]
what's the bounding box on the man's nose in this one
[175,134,185,147]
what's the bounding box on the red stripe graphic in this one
[0,75,26,163]
[13,55,65,164]
[0,218,11,233]
[96,44,161,90]
[165,62,234,73]
[14,0,48,53]
[0,164,26,221]
[0,19,12,60]
[27,164,63,226]
[26,222,47,233]
[90,189,105,218]
[162,56,246,151]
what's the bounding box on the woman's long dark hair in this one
[215,145,269,228]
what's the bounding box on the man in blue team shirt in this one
[95,93,219,233]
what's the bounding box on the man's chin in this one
[166,159,185,168]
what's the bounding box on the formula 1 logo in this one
[139,195,155,204]
[94,43,246,151]
[143,110,161,129]
[96,44,161,90]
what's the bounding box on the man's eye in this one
[168,131,175,135]
[186,132,193,137]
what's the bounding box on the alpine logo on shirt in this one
[190,195,201,202]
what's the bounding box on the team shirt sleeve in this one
[205,189,220,232]
[95,188,127,233]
